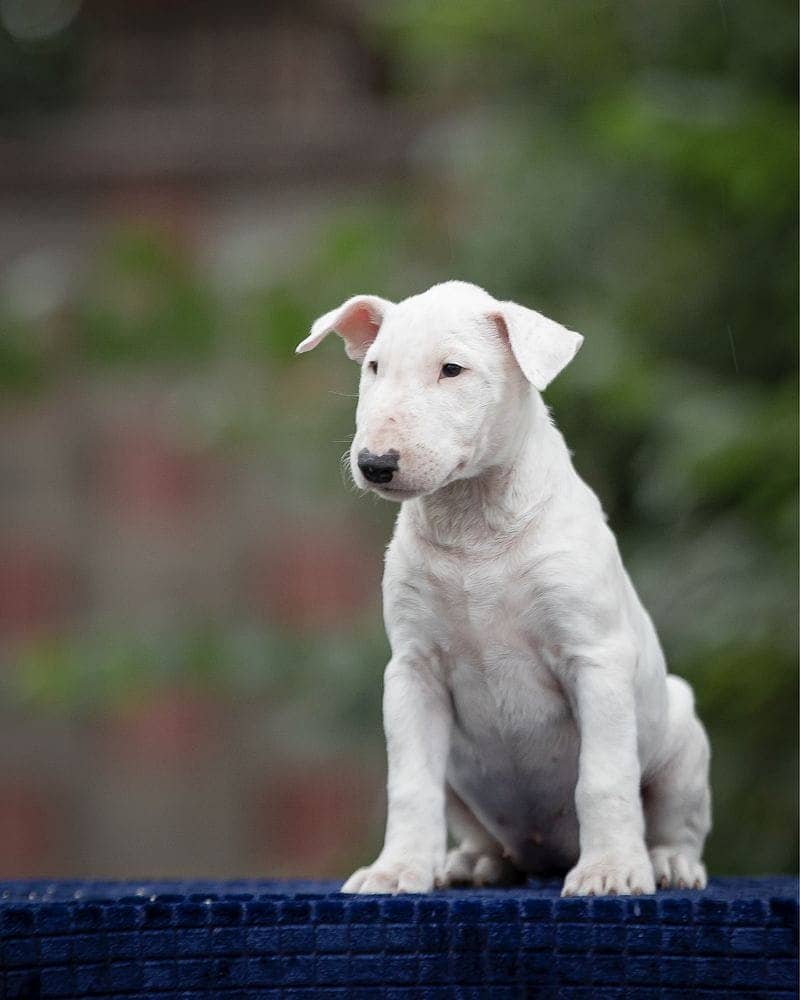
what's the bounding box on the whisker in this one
[339,448,361,494]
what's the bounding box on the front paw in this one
[563,850,655,897]
[341,856,438,894]
[649,847,707,889]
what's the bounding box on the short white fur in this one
[297,280,711,897]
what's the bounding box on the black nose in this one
[358,448,400,484]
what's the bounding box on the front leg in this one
[562,646,656,897]
[342,653,451,894]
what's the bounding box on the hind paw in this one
[442,847,523,887]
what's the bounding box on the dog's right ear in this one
[296,295,393,363]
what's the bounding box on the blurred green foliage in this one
[77,230,219,366]
[1,0,796,875]
[4,621,387,751]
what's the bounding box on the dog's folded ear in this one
[490,302,583,391]
[296,295,393,363]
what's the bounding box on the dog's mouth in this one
[363,462,469,501]
[371,483,419,501]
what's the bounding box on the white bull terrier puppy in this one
[297,280,711,897]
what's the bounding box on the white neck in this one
[406,390,576,551]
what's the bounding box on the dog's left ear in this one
[490,302,583,391]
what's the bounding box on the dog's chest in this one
[387,534,582,866]
[417,551,571,730]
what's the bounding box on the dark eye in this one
[440,363,463,378]
[368,360,378,374]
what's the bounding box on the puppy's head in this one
[296,281,583,501]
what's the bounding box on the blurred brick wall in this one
[0,365,387,879]
[0,0,407,879]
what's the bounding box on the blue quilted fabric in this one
[0,876,796,998]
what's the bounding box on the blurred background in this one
[0,0,796,881]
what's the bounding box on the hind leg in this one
[442,786,524,887]
[644,676,711,889]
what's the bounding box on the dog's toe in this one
[342,858,437,895]
[649,848,706,890]
[444,848,477,885]
[341,866,371,893]
[563,851,655,897]
[444,847,522,887]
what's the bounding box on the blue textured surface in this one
[0,877,796,998]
